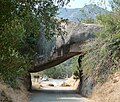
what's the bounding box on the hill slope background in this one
[58,4,108,21]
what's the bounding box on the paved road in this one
[29,87,93,102]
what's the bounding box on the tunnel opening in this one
[30,54,84,92]
[29,55,86,102]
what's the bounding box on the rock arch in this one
[26,21,101,90]
[30,21,101,72]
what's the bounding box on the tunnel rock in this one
[30,21,102,72]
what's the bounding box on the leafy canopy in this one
[0,0,70,86]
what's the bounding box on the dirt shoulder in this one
[0,82,29,102]
[91,72,120,102]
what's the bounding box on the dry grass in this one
[0,82,29,102]
[91,72,120,102]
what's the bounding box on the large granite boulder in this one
[30,21,102,72]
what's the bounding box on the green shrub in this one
[0,0,69,87]
[81,6,120,82]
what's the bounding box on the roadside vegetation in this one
[0,0,70,87]
[81,0,120,83]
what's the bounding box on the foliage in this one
[81,1,120,82]
[41,56,79,79]
[43,65,67,79]
[0,0,70,86]
[81,18,96,23]
[111,0,120,13]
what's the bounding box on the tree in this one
[81,18,96,23]
[0,0,70,86]
[111,0,120,13]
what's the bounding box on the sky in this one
[64,0,112,11]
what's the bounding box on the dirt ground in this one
[0,82,29,102]
[91,72,120,102]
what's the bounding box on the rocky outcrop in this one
[79,76,96,96]
[30,21,102,72]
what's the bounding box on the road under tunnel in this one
[29,79,93,102]
[27,55,85,102]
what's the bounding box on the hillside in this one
[91,72,120,102]
[58,4,108,21]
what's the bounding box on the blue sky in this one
[64,0,111,11]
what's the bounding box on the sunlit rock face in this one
[30,21,102,72]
